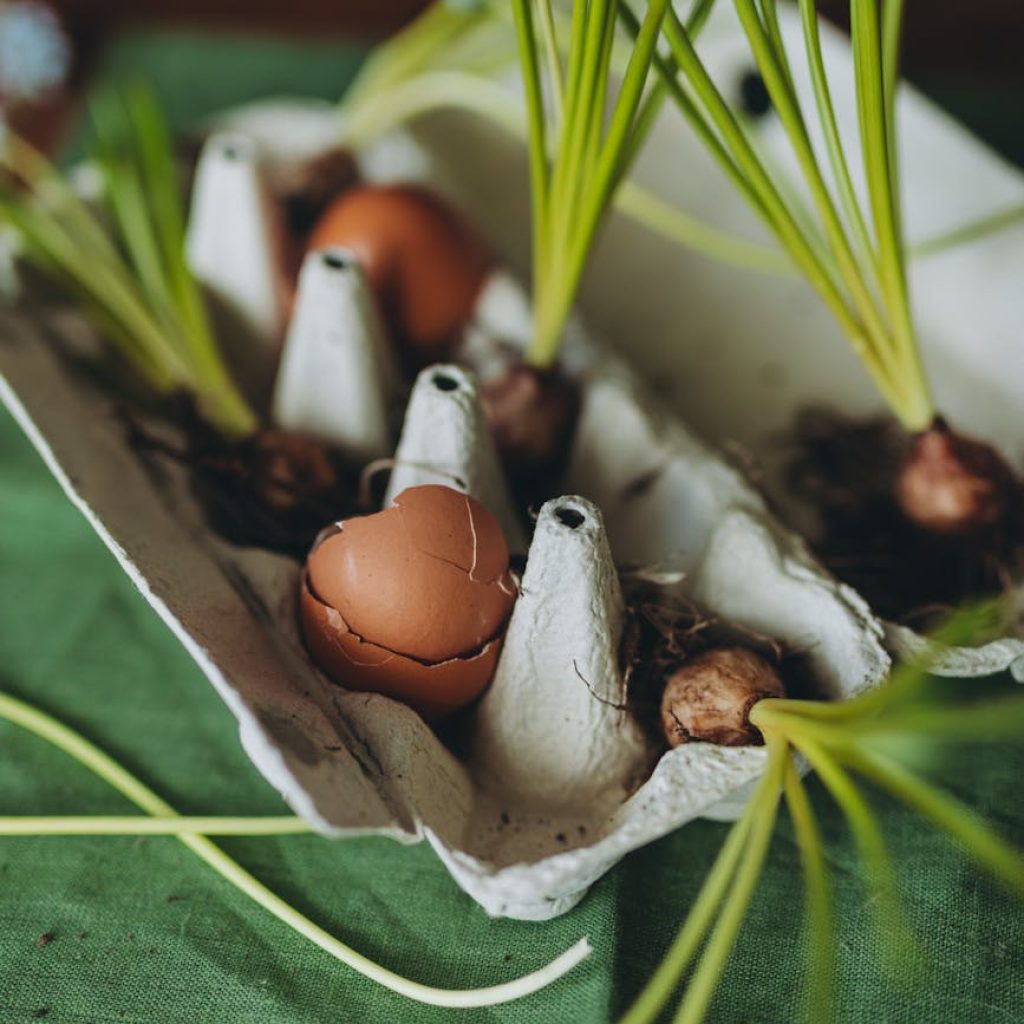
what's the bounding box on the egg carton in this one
[2,6,1023,921]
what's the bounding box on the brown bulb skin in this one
[660,648,785,748]
[300,485,516,720]
[308,184,491,359]
[480,363,580,500]
[896,420,1018,537]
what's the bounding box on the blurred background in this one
[1,0,1022,164]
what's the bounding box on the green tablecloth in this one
[1,31,1022,1024]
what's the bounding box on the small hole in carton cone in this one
[555,506,585,529]
[321,251,350,271]
[432,372,460,392]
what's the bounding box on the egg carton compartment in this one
[3,6,1023,921]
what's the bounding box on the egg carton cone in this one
[472,496,651,811]
[3,2,1024,922]
[384,363,527,553]
[272,246,397,463]
[185,132,287,382]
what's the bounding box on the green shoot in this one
[0,687,590,1008]
[622,603,1024,1023]
[671,739,787,1024]
[782,756,835,1024]
[0,87,257,439]
[618,745,778,1024]
[338,2,1021,282]
[643,0,937,431]
[514,0,675,365]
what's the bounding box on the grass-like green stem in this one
[0,689,589,1007]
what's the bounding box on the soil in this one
[124,399,357,559]
[782,407,1022,626]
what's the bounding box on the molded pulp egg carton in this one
[1,5,1022,920]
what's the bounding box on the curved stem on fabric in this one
[0,815,312,836]
[836,745,1024,896]
[781,757,835,1024]
[619,741,787,1024]
[0,690,590,1009]
[791,736,918,975]
[671,739,787,1024]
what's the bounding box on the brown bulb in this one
[896,419,1018,536]
[480,362,580,500]
[660,648,785,747]
[308,184,491,358]
[300,485,516,719]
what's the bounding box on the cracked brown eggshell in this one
[300,485,516,719]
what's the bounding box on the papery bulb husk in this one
[480,362,580,507]
[896,418,1020,540]
[660,647,786,747]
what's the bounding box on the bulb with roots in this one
[895,418,1020,540]
[660,647,786,748]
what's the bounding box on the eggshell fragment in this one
[307,184,490,354]
[301,485,516,718]
[300,578,506,720]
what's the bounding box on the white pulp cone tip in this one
[185,132,285,347]
[473,496,651,809]
[272,247,396,463]
[384,364,526,553]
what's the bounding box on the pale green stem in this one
[881,0,906,239]
[620,0,717,175]
[546,0,614,324]
[616,180,792,274]
[851,0,933,429]
[734,0,904,395]
[532,0,672,367]
[536,0,565,119]
[0,690,589,1008]
[337,70,790,277]
[782,756,835,1024]
[910,203,1024,258]
[798,0,880,279]
[838,746,1024,896]
[793,736,918,973]
[511,0,551,299]
[618,743,784,1024]
[658,10,869,353]
[0,816,312,836]
[344,1,481,107]
[672,739,787,1024]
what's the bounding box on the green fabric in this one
[1,30,1023,1024]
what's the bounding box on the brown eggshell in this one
[300,574,505,721]
[307,183,491,352]
[306,486,515,664]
